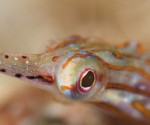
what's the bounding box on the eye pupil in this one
[81,71,95,88]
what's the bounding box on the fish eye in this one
[55,51,108,100]
[78,69,96,93]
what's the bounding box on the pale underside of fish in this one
[0,35,150,123]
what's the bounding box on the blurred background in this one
[0,0,150,125]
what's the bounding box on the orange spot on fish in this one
[52,56,59,62]
[42,75,54,83]
[61,85,75,91]
[117,42,129,49]
[136,43,145,54]
[146,59,150,65]
[112,52,124,59]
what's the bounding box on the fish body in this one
[0,36,150,122]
